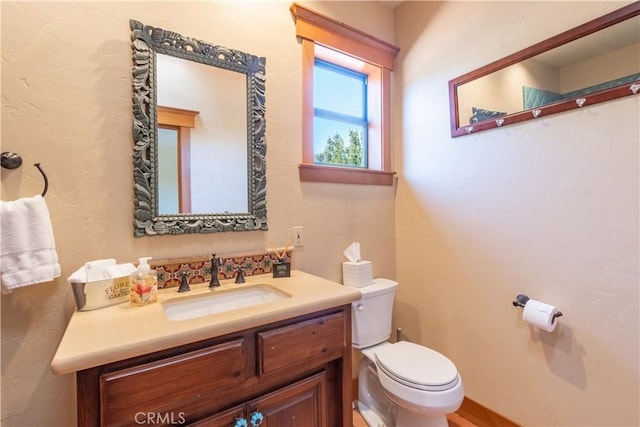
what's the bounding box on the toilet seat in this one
[374,341,460,392]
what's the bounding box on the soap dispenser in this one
[130,257,158,306]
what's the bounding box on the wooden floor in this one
[353,408,478,427]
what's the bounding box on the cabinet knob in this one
[234,417,248,427]
[250,411,264,427]
[356,303,364,311]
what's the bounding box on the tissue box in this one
[70,276,131,311]
[342,261,373,288]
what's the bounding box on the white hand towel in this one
[66,266,88,283]
[103,263,136,279]
[0,195,61,293]
[66,259,117,283]
[85,258,116,281]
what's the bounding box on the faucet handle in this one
[235,267,246,284]
[178,273,191,293]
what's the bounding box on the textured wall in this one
[0,2,396,425]
[394,1,639,426]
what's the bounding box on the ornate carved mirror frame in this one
[130,19,267,237]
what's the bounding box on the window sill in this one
[298,163,396,186]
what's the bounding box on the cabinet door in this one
[189,404,245,427]
[247,371,327,427]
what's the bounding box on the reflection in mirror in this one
[130,20,267,236]
[156,54,248,214]
[449,2,640,137]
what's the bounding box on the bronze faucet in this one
[209,253,221,288]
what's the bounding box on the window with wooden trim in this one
[157,105,199,214]
[290,3,400,186]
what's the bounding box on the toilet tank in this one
[351,278,398,349]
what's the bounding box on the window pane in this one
[314,61,365,118]
[314,117,366,168]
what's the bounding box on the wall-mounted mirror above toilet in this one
[448,2,640,137]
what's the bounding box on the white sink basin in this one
[162,284,291,321]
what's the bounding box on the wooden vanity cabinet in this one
[76,305,352,427]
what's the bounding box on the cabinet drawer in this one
[258,312,346,375]
[100,338,246,426]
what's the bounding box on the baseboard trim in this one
[352,378,520,426]
[456,397,521,427]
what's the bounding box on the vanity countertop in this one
[51,270,361,375]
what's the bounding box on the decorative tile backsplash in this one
[150,249,293,289]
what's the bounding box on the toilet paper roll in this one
[522,299,560,332]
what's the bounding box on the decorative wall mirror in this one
[449,2,640,137]
[130,19,267,237]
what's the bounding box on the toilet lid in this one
[374,341,459,391]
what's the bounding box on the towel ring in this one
[34,163,49,197]
[1,151,49,197]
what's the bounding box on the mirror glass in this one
[156,54,247,214]
[130,20,267,236]
[449,3,640,137]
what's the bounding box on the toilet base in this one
[396,408,448,427]
[358,354,396,426]
[357,400,388,427]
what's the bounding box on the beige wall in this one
[0,2,396,425]
[3,1,639,426]
[395,1,638,426]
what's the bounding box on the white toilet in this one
[351,278,464,427]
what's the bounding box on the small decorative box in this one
[273,262,291,278]
[70,276,131,311]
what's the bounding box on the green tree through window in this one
[315,129,364,167]
[314,59,367,168]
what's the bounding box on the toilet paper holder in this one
[512,294,563,323]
